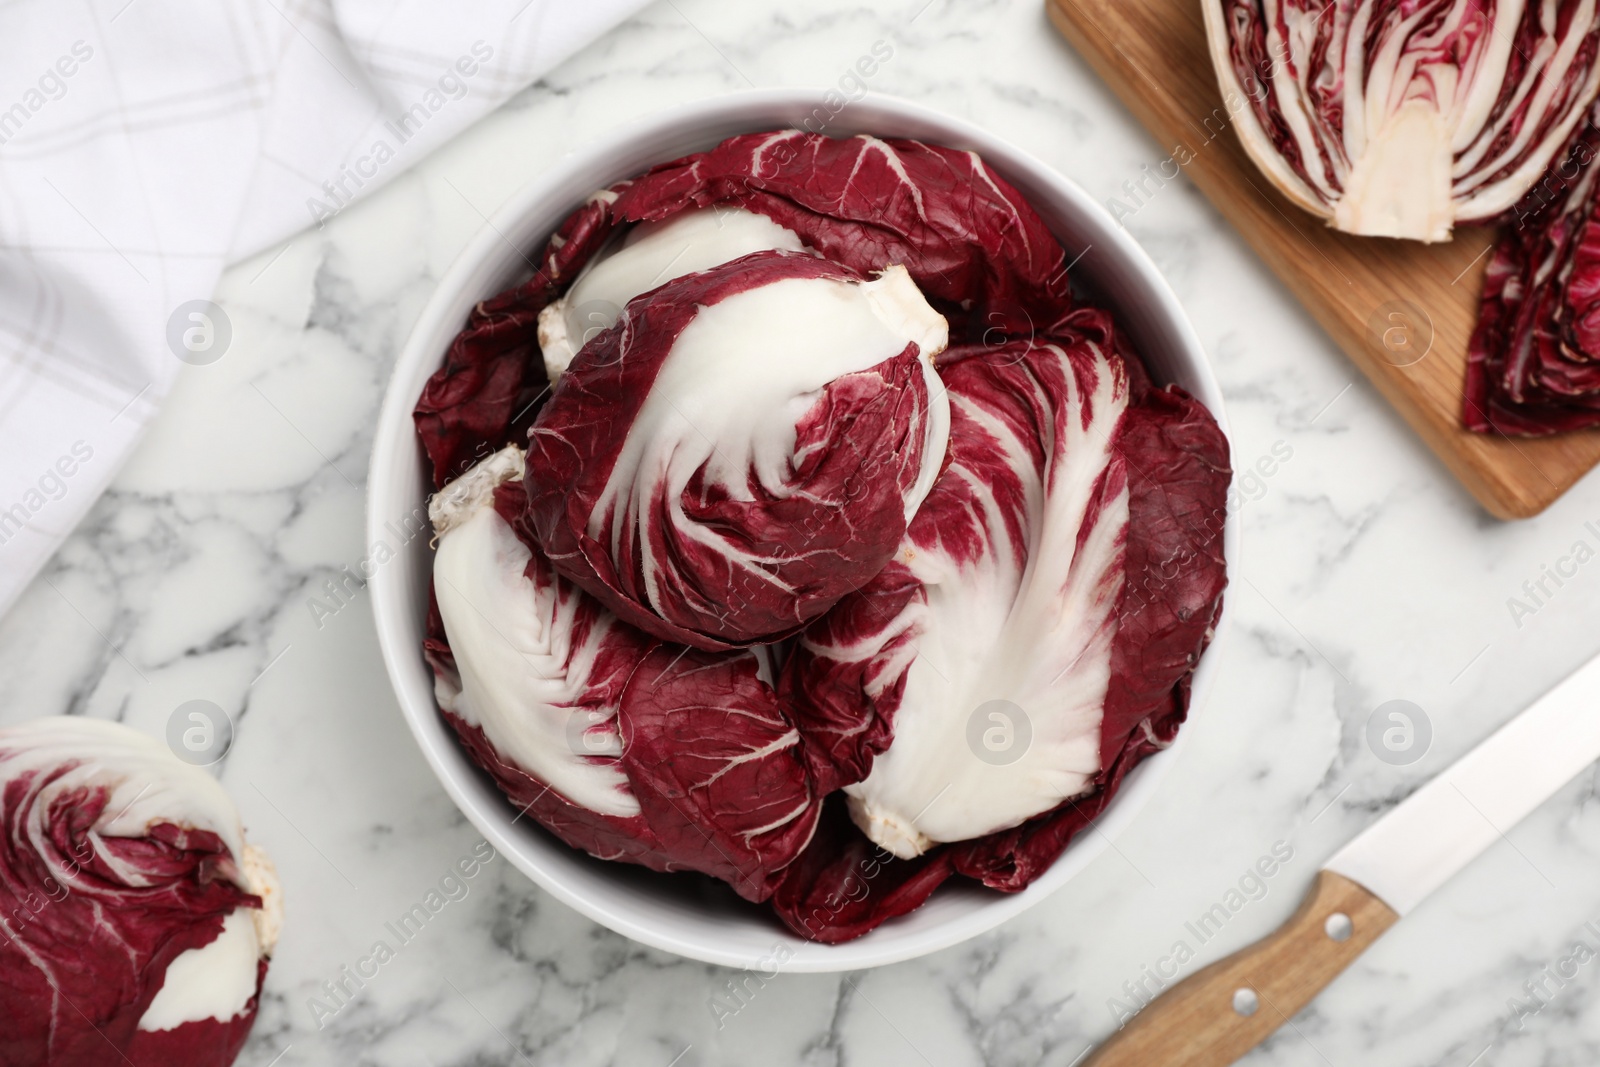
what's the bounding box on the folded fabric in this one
[0,0,646,616]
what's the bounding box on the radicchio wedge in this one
[428,447,826,900]
[1203,0,1600,242]
[1466,107,1600,434]
[523,252,950,651]
[771,315,1230,940]
[0,717,280,1067]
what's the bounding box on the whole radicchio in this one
[0,718,280,1067]
[523,251,949,650]
[427,447,827,900]
[768,315,1230,941]
[1203,0,1600,242]
[1466,106,1600,434]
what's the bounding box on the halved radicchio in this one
[413,129,1231,942]
[1466,105,1600,433]
[1203,0,1600,242]
[0,717,280,1067]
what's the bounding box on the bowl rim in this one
[368,87,1237,972]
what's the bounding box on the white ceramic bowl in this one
[369,89,1236,972]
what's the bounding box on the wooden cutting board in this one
[1047,0,1600,519]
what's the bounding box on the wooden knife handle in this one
[1084,871,1399,1067]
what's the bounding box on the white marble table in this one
[6,2,1600,1064]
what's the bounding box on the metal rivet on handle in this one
[1232,988,1259,1016]
[1325,913,1353,942]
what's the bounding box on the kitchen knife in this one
[1084,650,1600,1066]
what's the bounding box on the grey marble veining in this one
[5,1,1600,1064]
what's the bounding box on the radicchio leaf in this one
[767,797,953,944]
[412,191,615,488]
[951,346,1230,893]
[596,130,1078,341]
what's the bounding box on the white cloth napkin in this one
[0,0,646,617]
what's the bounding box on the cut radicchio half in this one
[768,316,1230,942]
[523,251,949,651]
[0,717,280,1067]
[1203,0,1600,242]
[1466,105,1600,434]
[413,129,1231,944]
[427,447,827,901]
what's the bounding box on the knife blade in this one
[1083,649,1600,1067]
[1324,649,1600,914]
